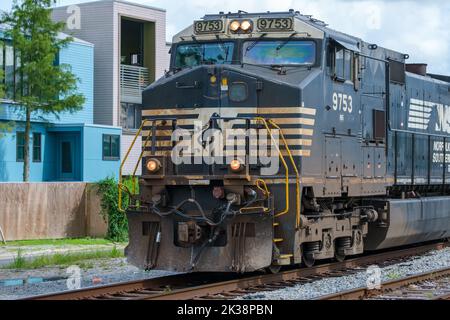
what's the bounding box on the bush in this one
[96,177,137,242]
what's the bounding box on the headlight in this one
[146,158,161,173]
[229,20,241,32]
[240,20,252,32]
[230,159,243,173]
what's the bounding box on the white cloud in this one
[1,0,449,75]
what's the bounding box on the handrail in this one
[267,119,302,229]
[118,119,149,212]
[118,115,302,231]
[118,117,178,212]
[255,117,290,218]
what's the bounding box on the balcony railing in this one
[120,64,149,104]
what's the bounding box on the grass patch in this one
[3,238,123,247]
[386,270,401,280]
[9,249,27,269]
[2,246,124,270]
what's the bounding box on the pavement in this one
[0,243,126,267]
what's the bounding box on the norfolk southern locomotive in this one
[122,10,450,273]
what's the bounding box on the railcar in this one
[121,10,450,273]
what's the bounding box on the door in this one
[57,134,79,181]
[324,137,342,196]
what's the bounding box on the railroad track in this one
[318,267,450,300]
[26,242,449,300]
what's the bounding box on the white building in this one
[52,0,170,175]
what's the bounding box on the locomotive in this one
[121,10,450,273]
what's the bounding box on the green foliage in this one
[10,249,27,269]
[4,237,122,247]
[3,247,124,270]
[1,0,85,181]
[96,177,137,242]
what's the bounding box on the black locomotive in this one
[121,11,450,273]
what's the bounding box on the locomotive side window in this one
[389,60,406,85]
[329,45,354,82]
[335,48,344,79]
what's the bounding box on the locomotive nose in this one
[142,65,301,109]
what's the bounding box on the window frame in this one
[102,134,121,161]
[32,132,42,163]
[0,41,4,96]
[329,44,355,83]
[120,103,142,130]
[16,131,25,162]
[4,41,15,100]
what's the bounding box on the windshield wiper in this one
[276,32,298,51]
[215,35,231,62]
[244,33,268,56]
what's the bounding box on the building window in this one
[5,42,15,100]
[16,131,25,162]
[103,134,120,160]
[33,133,42,162]
[0,42,4,97]
[120,103,142,130]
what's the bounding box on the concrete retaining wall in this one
[0,183,107,241]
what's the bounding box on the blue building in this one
[0,26,122,182]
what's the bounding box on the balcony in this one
[120,64,149,104]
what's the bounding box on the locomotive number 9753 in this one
[332,92,353,113]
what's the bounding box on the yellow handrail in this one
[131,121,157,194]
[118,119,151,212]
[255,117,290,218]
[256,178,270,198]
[267,119,301,229]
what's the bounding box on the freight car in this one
[120,10,450,273]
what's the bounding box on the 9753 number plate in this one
[257,18,294,32]
[194,20,224,34]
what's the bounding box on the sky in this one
[1,0,449,75]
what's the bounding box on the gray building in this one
[52,0,169,175]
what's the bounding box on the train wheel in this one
[334,250,346,262]
[302,242,320,267]
[335,237,351,262]
[302,252,316,267]
[266,265,282,274]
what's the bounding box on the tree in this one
[1,0,85,181]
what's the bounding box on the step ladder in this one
[256,117,301,266]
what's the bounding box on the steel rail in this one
[26,241,449,300]
[318,266,450,300]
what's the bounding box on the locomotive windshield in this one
[243,40,316,66]
[175,42,234,68]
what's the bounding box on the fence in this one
[0,183,107,241]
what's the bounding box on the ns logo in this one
[408,98,450,134]
[435,104,450,134]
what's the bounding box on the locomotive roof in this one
[203,10,360,44]
[173,10,450,72]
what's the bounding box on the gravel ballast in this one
[0,258,178,300]
[239,247,450,300]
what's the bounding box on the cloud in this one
[1,0,449,75]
